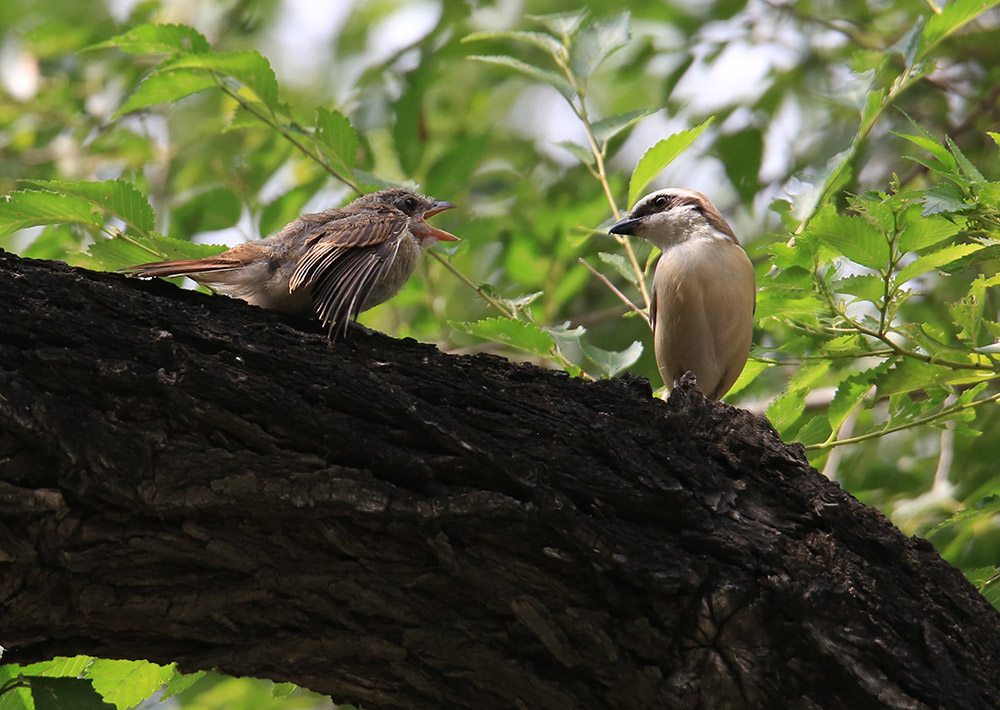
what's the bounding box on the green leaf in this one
[722,359,767,398]
[627,117,714,208]
[922,183,970,215]
[25,179,156,237]
[315,107,359,174]
[716,128,764,202]
[554,140,595,165]
[898,215,961,252]
[766,390,805,437]
[271,682,297,697]
[168,187,241,240]
[828,365,884,431]
[115,69,215,117]
[467,55,574,99]
[569,12,630,80]
[461,30,564,56]
[896,243,985,283]
[30,677,112,710]
[596,251,638,286]
[811,212,888,270]
[425,133,491,198]
[579,340,642,378]
[876,359,992,396]
[0,190,103,237]
[160,668,205,702]
[591,109,656,145]
[158,51,280,110]
[833,274,885,304]
[90,23,210,54]
[451,317,556,357]
[88,233,227,272]
[794,414,833,446]
[19,657,93,678]
[260,177,324,237]
[891,130,956,172]
[84,659,172,710]
[922,0,1000,54]
[945,135,986,183]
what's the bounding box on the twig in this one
[578,257,651,328]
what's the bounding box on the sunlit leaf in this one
[160,667,205,702]
[627,117,714,208]
[896,243,985,283]
[84,660,173,710]
[554,140,595,165]
[922,0,1000,54]
[946,135,986,183]
[462,30,564,56]
[569,12,630,80]
[315,107,359,174]
[922,183,970,215]
[0,190,102,237]
[898,215,961,252]
[158,51,280,110]
[811,212,888,270]
[90,23,210,54]
[25,179,155,236]
[724,359,768,398]
[833,274,884,304]
[115,69,215,117]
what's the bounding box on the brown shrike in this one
[124,188,458,339]
[610,188,755,400]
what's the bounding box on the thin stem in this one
[578,258,651,327]
[551,52,652,323]
[213,75,362,195]
[425,250,516,319]
[805,388,1000,451]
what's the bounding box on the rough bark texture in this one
[1,249,999,710]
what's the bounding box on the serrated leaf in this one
[451,317,556,357]
[158,51,279,110]
[592,109,656,145]
[596,251,637,286]
[88,233,227,272]
[160,668,204,702]
[84,659,172,710]
[25,179,156,236]
[0,190,103,238]
[115,69,215,117]
[794,414,832,446]
[946,135,986,183]
[554,140,594,165]
[529,10,588,39]
[922,183,969,215]
[833,274,885,304]
[876,359,993,396]
[315,107,359,174]
[569,12,630,80]
[30,677,113,710]
[828,365,883,431]
[462,30,564,56]
[766,390,805,437]
[811,212,888,270]
[898,215,961,252]
[19,656,93,678]
[467,55,574,98]
[896,243,985,283]
[580,340,642,378]
[627,118,713,208]
[891,130,956,171]
[89,23,210,54]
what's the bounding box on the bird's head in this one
[365,188,460,246]
[609,188,737,249]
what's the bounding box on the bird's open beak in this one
[421,200,460,242]
[609,216,642,235]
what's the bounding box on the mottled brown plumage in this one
[124,188,458,340]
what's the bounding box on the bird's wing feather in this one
[293,233,404,340]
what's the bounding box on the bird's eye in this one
[653,195,668,209]
[403,197,418,212]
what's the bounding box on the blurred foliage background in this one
[2,0,1000,707]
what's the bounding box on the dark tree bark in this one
[1,249,999,710]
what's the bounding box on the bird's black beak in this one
[609,216,642,235]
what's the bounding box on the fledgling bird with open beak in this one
[609,188,755,400]
[123,188,459,340]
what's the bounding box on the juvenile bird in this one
[124,188,458,339]
[609,188,755,400]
